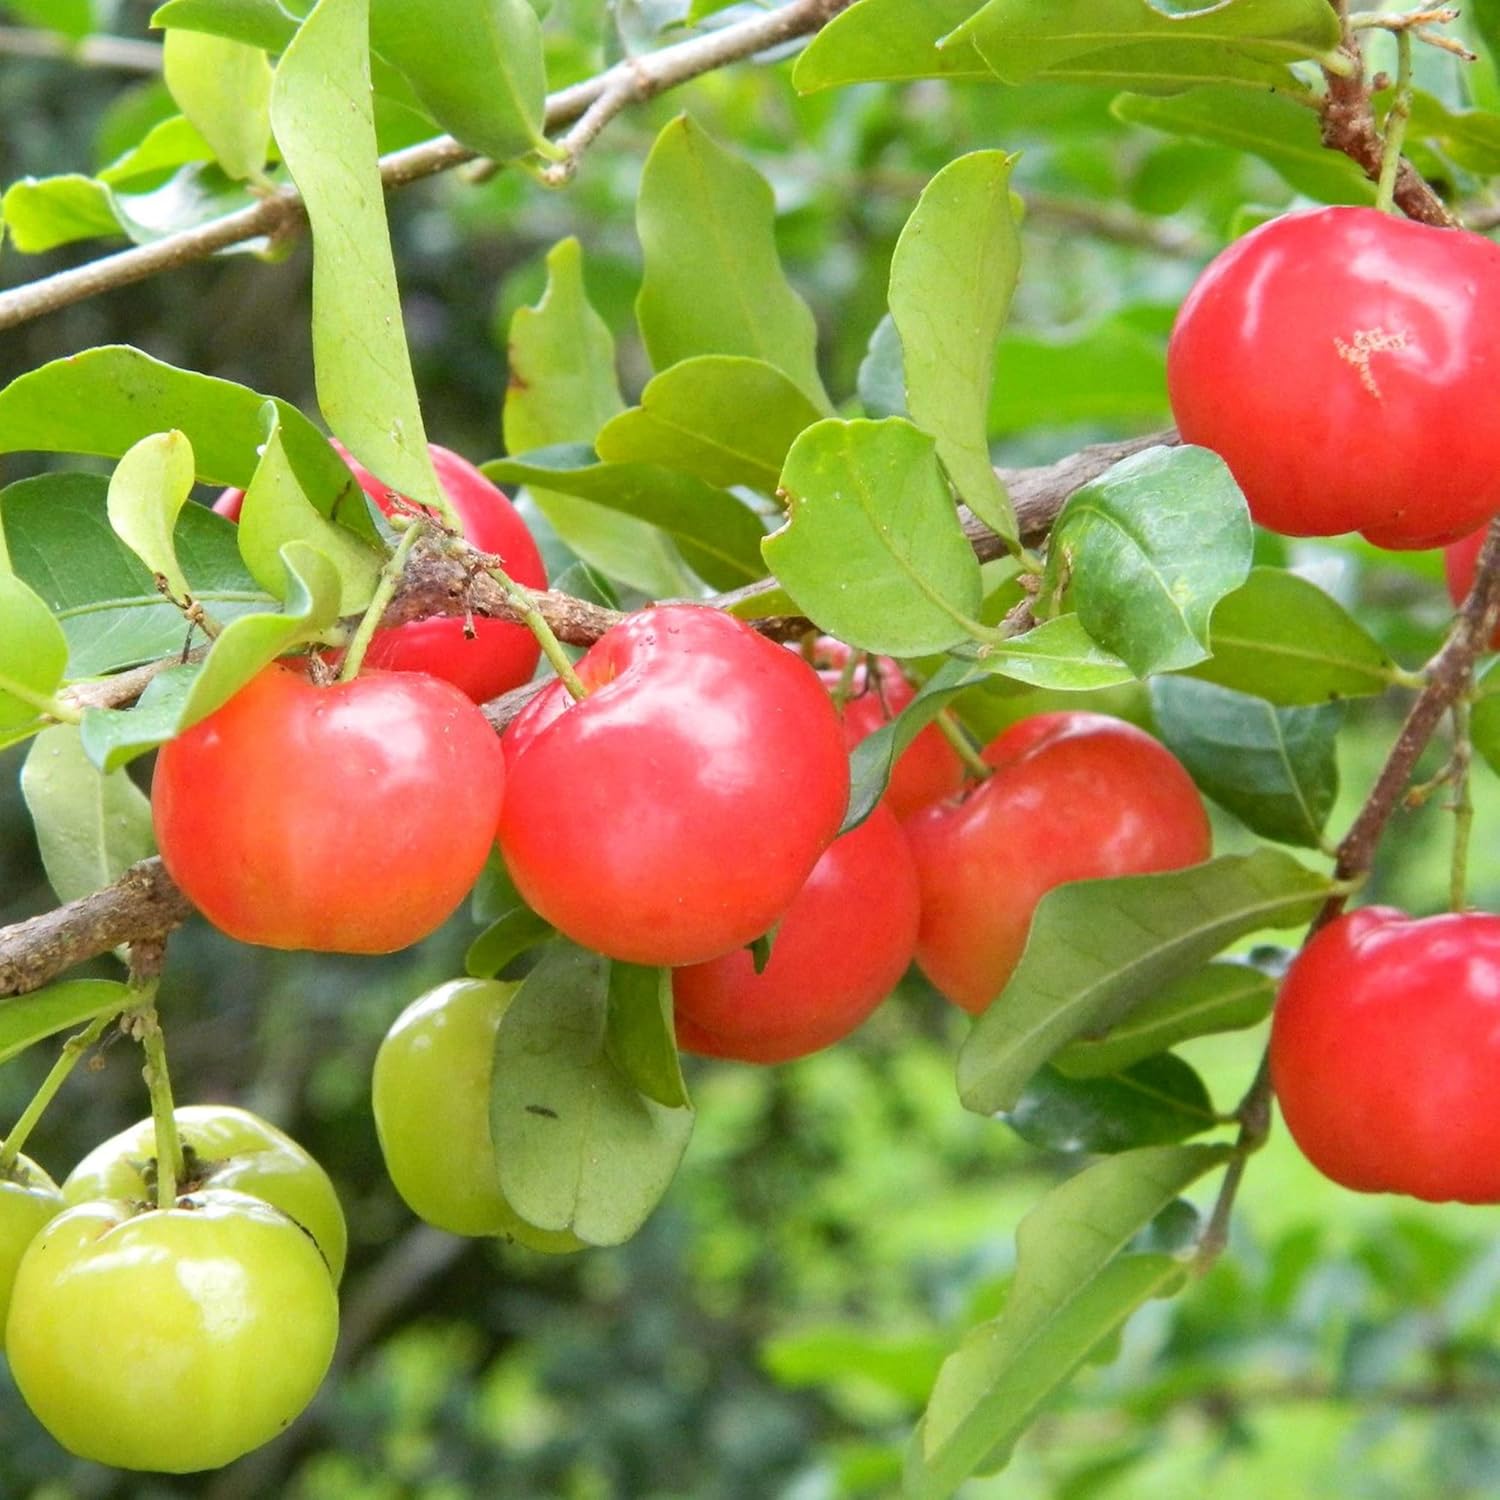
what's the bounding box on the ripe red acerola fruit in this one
[1168,206,1500,548]
[153,664,505,953]
[673,803,920,1063]
[498,605,849,967]
[215,444,546,702]
[1271,907,1500,1203]
[905,712,1211,1014]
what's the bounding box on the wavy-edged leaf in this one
[106,431,198,606]
[0,573,69,737]
[150,0,301,51]
[794,0,988,91]
[1,175,122,253]
[0,980,132,1069]
[163,27,274,180]
[79,663,202,774]
[983,614,1136,691]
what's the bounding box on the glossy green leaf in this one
[271,0,445,516]
[764,419,983,655]
[0,574,70,736]
[0,474,274,678]
[151,0,301,51]
[0,981,131,1069]
[958,850,1331,1114]
[1151,676,1341,848]
[1047,444,1252,678]
[890,151,1019,542]
[79,664,203,774]
[793,0,989,90]
[2,0,93,39]
[491,944,694,1246]
[1005,1054,1220,1154]
[636,116,828,410]
[857,314,907,421]
[163,28,274,180]
[595,356,823,493]
[1054,962,1275,1078]
[105,431,198,606]
[606,963,689,1111]
[20,725,155,904]
[465,909,555,980]
[98,116,215,188]
[982,615,1136,691]
[1185,567,1396,704]
[370,0,549,161]
[1,175,121,253]
[909,1145,1232,1497]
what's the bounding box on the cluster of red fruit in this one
[1170,204,1500,1206]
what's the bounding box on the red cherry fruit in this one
[673,803,920,1064]
[215,445,546,702]
[810,641,963,820]
[1168,206,1500,549]
[499,605,850,967]
[1271,907,1500,1203]
[905,712,1211,1014]
[153,664,505,953]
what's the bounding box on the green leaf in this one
[271,0,445,516]
[0,175,122,253]
[162,28,274,181]
[1185,566,1396,704]
[491,944,694,1246]
[1151,676,1341,848]
[958,850,1331,1114]
[793,0,989,91]
[1047,444,1252,678]
[908,1145,1232,1497]
[485,449,766,591]
[636,115,829,410]
[0,981,132,1069]
[79,663,203,774]
[105,431,198,606]
[1,0,93,40]
[0,348,371,537]
[150,0,301,51]
[1054,962,1275,1078]
[890,151,1020,542]
[465,909,555,979]
[1006,1054,1220,1154]
[370,0,549,161]
[20,725,155,904]
[0,573,69,735]
[606,963,689,1110]
[764,419,983,655]
[0,474,275,678]
[238,411,382,613]
[858,314,907,421]
[1113,89,1377,204]
[595,356,824,493]
[98,116,215,189]
[983,615,1137,691]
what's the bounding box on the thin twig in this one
[0,26,162,72]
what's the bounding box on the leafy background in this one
[5,1,1500,1496]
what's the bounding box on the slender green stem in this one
[484,561,588,701]
[0,672,81,725]
[0,1009,121,1173]
[134,992,182,1212]
[935,709,993,781]
[1450,700,1474,912]
[830,650,861,711]
[1375,28,1414,215]
[338,519,428,683]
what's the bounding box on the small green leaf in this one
[0,574,69,735]
[636,116,829,410]
[98,116,215,188]
[595,356,824,493]
[890,151,1020,542]
[106,431,198,606]
[858,314,907,421]
[491,944,694,1246]
[0,175,121,253]
[465,909,555,979]
[1047,445,1252,677]
[370,0,549,161]
[0,981,131,1069]
[1006,1055,1220,1154]
[1054,962,1275,1078]
[162,28,274,181]
[983,615,1137,691]
[606,963,689,1110]
[793,0,989,91]
[1151,676,1341,848]
[150,0,301,51]
[764,418,983,656]
[79,663,203,773]
[958,850,1331,1114]
[20,726,155,904]
[1185,567,1396,704]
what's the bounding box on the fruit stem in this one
[1374,27,1414,215]
[1449,698,1475,912]
[935,708,993,781]
[0,1008,120,1173]
[337,517,428,683]
[124,951,182,1211]
[482,560,589,701]
[829,649,861,711]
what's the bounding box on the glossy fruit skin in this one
[1271,907,1500,1203]
[1168,207,1500,549]
[215,444,547,702]
[63,1105,346,1285]
[500,605,850,966]
[906,713,1212,1014]
[373,979,582,1251]
[674,803,919,1063]
[152,663,505,954]
[6,1190,338,1472]
[0,1156,61,1341]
